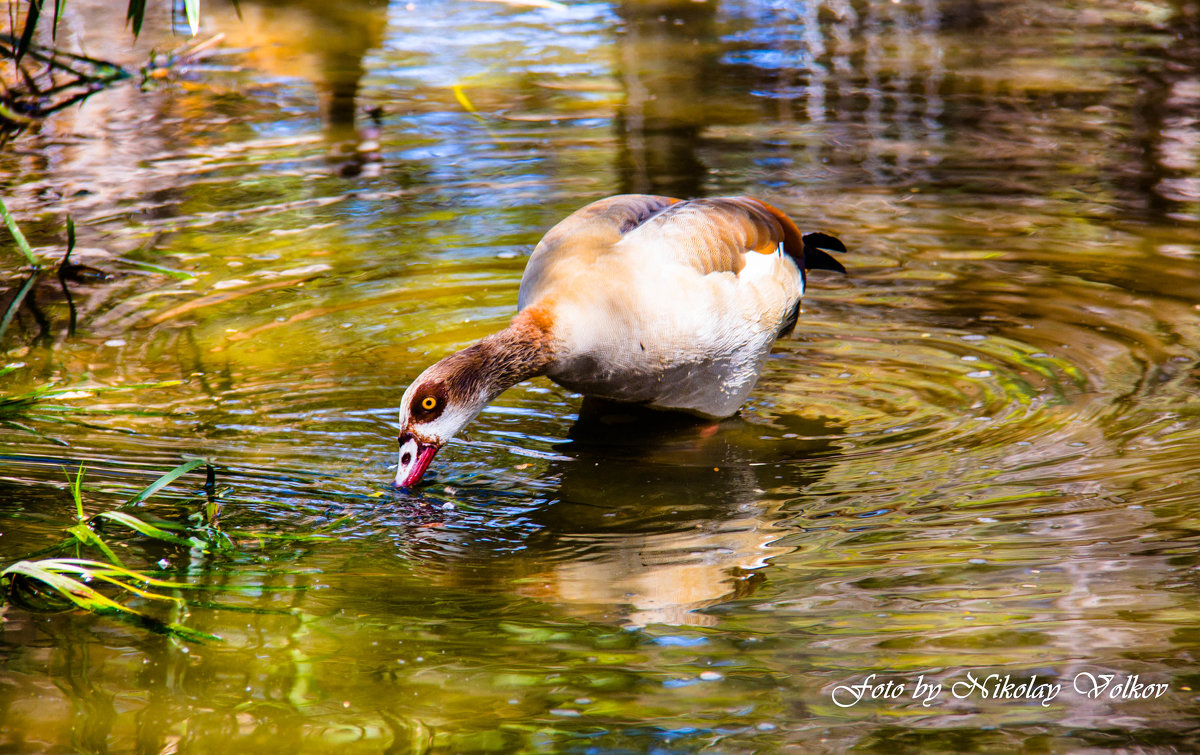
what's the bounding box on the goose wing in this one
[518,194,845,309]
[518,194,678,310]
[620,196,847,277]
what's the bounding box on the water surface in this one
[2,0,1200,751]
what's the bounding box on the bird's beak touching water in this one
[396,431,440,488]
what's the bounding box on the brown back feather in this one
[619,197,794,275]
[519,195,845,311]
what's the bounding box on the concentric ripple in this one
[766,322,1090,458]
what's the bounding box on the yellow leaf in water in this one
[452,85,481,117]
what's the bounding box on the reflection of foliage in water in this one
[0,0,206,141]
[0,35,130,142]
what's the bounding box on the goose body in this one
[395,194,845,488]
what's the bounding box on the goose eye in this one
[410,388,445,421]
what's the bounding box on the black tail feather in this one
[802,232,847,274]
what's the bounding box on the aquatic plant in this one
[0,460,224,641]
[0,34,131,133]
[0,204,192,442]
[0,197,37,268]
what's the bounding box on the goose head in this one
[395,311,555,488]
[394,351,493,488]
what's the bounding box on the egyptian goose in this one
[395,194,846,488]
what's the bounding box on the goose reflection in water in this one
[398,402,838,627]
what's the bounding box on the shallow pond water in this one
[2,0,1200,751]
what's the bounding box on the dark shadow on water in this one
[614,0,720,198]
[538,396,836,531]
[1127,0,1200,220]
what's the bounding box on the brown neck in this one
[442,306,556,404]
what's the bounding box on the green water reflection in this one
[2,0,1200,751]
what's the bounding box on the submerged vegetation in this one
[0,201,291,645]
[1,458,342,641]
[0,197,37,268]
[0,33,130,139]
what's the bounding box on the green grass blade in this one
[94,511,207,549]
[0,274,38,342]
[114,257,195,279]
[68,569,182,604]
[2,559,221,642]
[51,0,63,40]
[69,464,85,522]
[14,0,42,64]
[184,0,200,35]
[22,558,184,603]
[126,0,146,36]
[204,463,218,524]
[62,215,75,269]
[226,530,334,542]
[0,418,70,445]
[124,459,206,507]
[4,559,129,613]
[0,197,38,267]
[64,524,126,567]
[45,558,198,590]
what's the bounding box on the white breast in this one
[541,243,803,418]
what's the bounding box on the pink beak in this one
[396,432,440,488]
